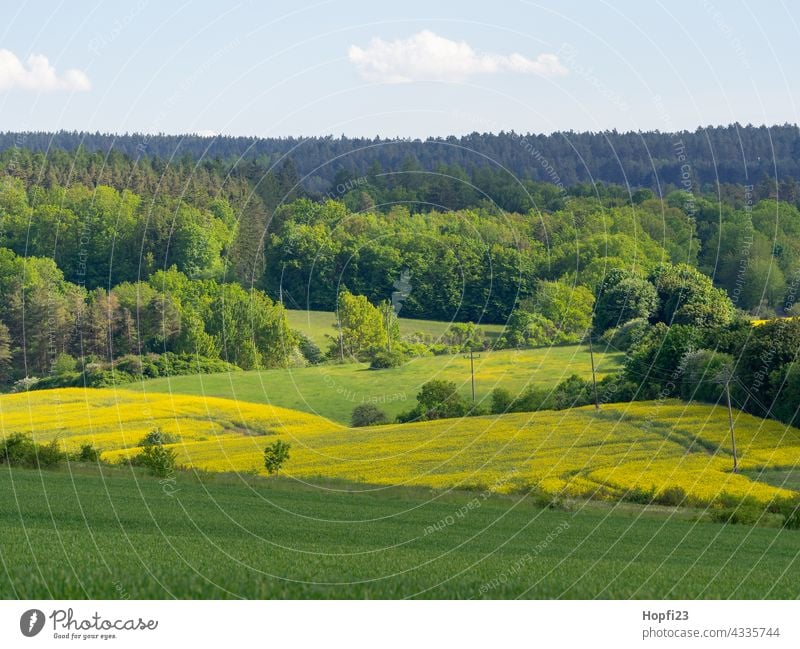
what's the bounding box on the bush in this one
[0,432,37,465]
[131,444,178,478]
[297,333,324,365]
[654,486,688,507]
[138,428,179,447]
[599,318,648,351]
[11,376,40,392]
[551,374,593,410]
[398,379,469,422]
[36,440,68,468]
[680,349,732,403]
[490,387,513,414]
[772,496,800,529]
[442,323,487,351]
[369,349,407,369]
[73,443,101,463]
[351,404,388,427]
[710,494,765,526]
[623,485,656,505]
[52,353,77,375]
[0,433,66,469]
[264,439,291,474]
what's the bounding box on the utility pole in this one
[715,365,738,473]
[469,347,475,402]
[588,329,600,410]
[724,379,739,473]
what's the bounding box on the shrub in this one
[680,349,732,403]
[490,387,513,414]
[73,443,101,463]
[0,432,37,465]
[36,440,68,468]
[398,379,468,422]
[138,428,179,447]
[772,496,800,530]
[11,376,40,392]
[442,323,487,351]
[31,372,81,391]
[623,485,656,505]
[599,317,648,351]
[351,404,388,427]
[264,439,291,474]
[654,486,688,507]
[510,386,550,413]
[131,444,178,478]
[297,333,324,365]
[369,349,407,369]
[51,353,78,375]
[0,433,66,469]
[551,374,593,410]
[710,494,765,526]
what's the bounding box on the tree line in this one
[3,124,800,193]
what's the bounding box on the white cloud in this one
[348,30,568,83]
[0,49,91,92]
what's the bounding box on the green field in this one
[1,466,798,599]
[285,309,508,348]
[142,344,622,423]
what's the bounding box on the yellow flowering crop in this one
[1,389,798,507]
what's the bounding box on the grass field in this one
[3,389,799,508]
[1,466,798,599]
[142,344,623,423]
[285,309,508,348]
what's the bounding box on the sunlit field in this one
[4,388,799,508]
[141,344,622,423]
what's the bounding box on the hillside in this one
[285,309,507,348]
[141,344,623,423]
[4,388,798,508]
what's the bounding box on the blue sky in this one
[0,0,797,137]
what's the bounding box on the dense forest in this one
[2,124,800,194]
[2,138,800,428]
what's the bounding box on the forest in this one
[1,140,800,429]
[3,124,800,193]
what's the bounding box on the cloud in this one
[0,49,91,92]
[348,30,568,83]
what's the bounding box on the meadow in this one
[142,343,622,423]
[1,466,798,599]
[285,309,508,348]
[3,388,799,509]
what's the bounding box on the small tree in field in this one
[264,439,291,474]
[351,403,388,427]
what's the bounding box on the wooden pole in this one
[469,348,475,402]
[588,331,599,410]
[725,380,738,473]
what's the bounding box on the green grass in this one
[1,465,797,599]
[141,344,622,424]
[746,468,800,492]
[285,309,507,348]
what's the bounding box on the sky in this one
[0,0,798,138]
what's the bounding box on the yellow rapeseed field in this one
[2,388,798,506]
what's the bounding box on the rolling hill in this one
[3,388,798,508]
[141,344,623,423]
